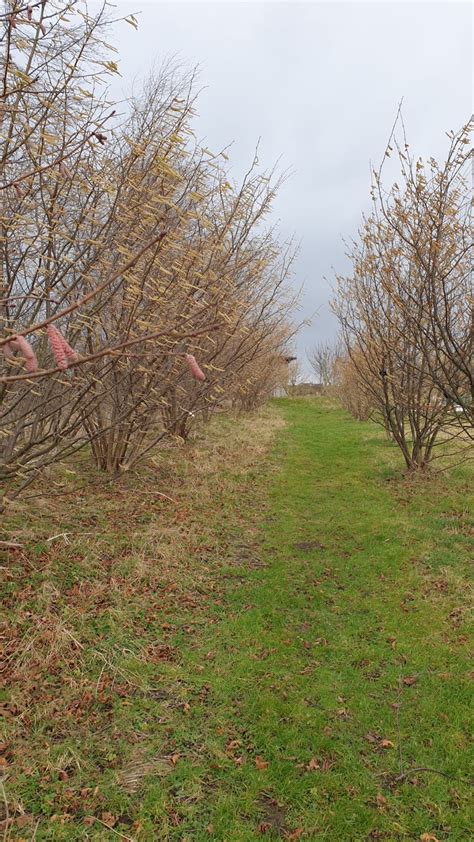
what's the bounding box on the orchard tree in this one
[333,116,472,468]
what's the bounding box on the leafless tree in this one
[307,341,340,387]
[333,116,472,469]
[373,113,473,437]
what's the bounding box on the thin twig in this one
[95,663,106,696]
[135,491,178,504]
[46,532,71,545]
[396,670,403,776]
[90,817,133,841]
[0,779,10,842]
[46,532,94,544]
[395,766,473,786]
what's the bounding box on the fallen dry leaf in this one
[306,757,320,771]
[336,707,349,718]
[255,755,269,770]
[420,835,440,842]
[379,739,394,749]
[14,817,32,829]
[101,812,116,828]
[403,675,417,686]
[167,810,181,826]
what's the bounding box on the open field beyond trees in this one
[1,398,472,841]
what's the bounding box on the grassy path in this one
[2,400,472,840]
[171,399,472,840]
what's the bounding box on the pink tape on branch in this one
[6,335,39,372]
[46,325,78,369]
[61,337,78,362]
[185,353,205,382]
[47,325,68,369]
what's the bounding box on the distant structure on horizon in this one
[272,382,324,397]
[289,382,324,396]
[271,354,297,397]
[272,354,324,398]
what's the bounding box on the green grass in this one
[1,399,472,840]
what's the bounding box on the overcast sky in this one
[100,1,472,374]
